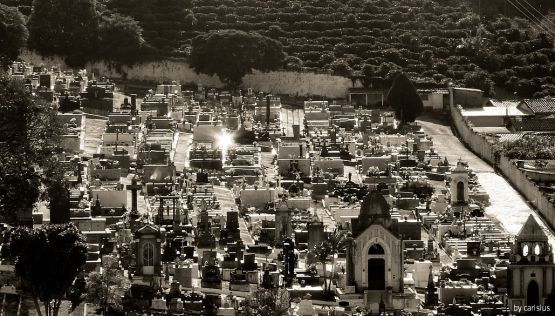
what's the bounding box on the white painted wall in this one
[21,51,352,98]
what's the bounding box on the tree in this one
[308,230,348,297]
[0,4,28,67]
[284,55,303,71]
[463,70,495,97]
[6,223,87,316]
[0,74,65,225]
[385,73,424,124]
[28,0,100,66]
[46,174,70,224]
[67,275,86,311]
[189,30,285,87]
[86,255,131,315]
[329,59,353,77]
[361,63,375,88]
[98,12,146,65]
[243,288,290,316]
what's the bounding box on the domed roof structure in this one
[352,191,392,235]
[359,191,391,219]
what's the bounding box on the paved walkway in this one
[213,186,255,246]
[417,114,555,248]
[417,114,491,172]
[83,117,106,156]
[173,132,192,171]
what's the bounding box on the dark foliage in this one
[0,4,28,67]
[105,0,555,95]
[386,73,424,123]
[98,12,147,65]
[26,0,146,67]
[190,29,284,87]
[0,74,65,225]
[28,0,100,67]
[501,135,555,160]
[6,223,87,316]
[47,176,70,225]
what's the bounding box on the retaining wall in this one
[449,102,555,229]
[21,51,352,98]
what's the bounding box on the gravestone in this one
[175,265,193,288]
[201,256,222,289]
[197,172,209,184]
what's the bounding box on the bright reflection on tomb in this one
[218,131,233,164]
[217,131,233,149]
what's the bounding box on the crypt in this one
[345,190,404,308]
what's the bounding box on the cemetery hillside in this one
[4,0,555,315]
[2,0,555,97]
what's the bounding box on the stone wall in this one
[450,103,496,164]
[20,51,352,98]
[449,102,555,229]
[498,156,555,226]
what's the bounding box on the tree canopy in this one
[27,0,146,67]
[360,63,375,88]
[28,0,100,67]
[386,73,424,124]
[86,255,130,315]
[0,74,65,225]
[0,4,28,67]
[243,288,290,316]
[98,12,147,65]
[6,223,87,316]
[464,70,495,97]
[189,29,285,87]
[308,230,348,295]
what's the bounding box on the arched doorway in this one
[143,242,154,275]
[457,181,465,203]
[527,280,540,306]
[368,244,385,290]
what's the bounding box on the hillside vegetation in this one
[106,0,555,97]
[3,0,555,97]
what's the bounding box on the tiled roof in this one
[522,99,555,114]
[473,127,511,134]
[510,118,555,132]
[487,100,520,109]
[497,133,525,143]
[517,215,548,241]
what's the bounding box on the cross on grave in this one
[126,177,142,214]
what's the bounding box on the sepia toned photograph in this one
[1,0,555,315]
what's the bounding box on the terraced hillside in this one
[3,0,555,97]
[104,0,555,97]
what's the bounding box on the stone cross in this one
[126,177,142,213]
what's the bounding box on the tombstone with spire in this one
[425,265,438,306]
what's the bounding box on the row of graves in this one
[100,85,338,315]
[8,61,89,103]
[429,213,555,316]
[8,62,92,157]
[10,72,555,315]
[110,86,289,315]
[80,85,253,314]
[230,101,430,313]
[232,99,554,316]
[2,67,326,314]
[249,93,284,149]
